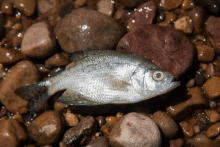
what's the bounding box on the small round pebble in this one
[186,133,215,147]
[45,53,70,68]
[196,44,215,62]
[160,0,183,10]
[1,1,13,15]
[179,121,195,138]
[182,0,194,10]
[14,0,36,16]
[206,123,220,138]
[105,116,118,128]
[65,112,79,127]
[97,0,114,16]
[205,110,220,123]
[203,77,220,100]
[174,16,193,34]
[190,6,206,33]
[165,11,177,23]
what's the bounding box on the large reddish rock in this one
[117,24,194,78]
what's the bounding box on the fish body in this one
[16,50,180,120]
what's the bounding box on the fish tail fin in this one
[15,81,50,121]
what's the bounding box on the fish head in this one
[142,68,180,97]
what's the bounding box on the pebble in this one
[206,16,220,54]
[160,0,183,10]
[28,110,64,145]
[1,1,13,15]
[165,11,177,23]
[196,112,211,129]
[152,111,179,139]
[206,63,220,77]
[186,78,195,88]
[21,22,56,58]
[37,0,59,14]
[203,76,220,100]
[158,21,172,27]
[127,1,156,31]
[45,53,70,68]
[14,0,36,16]
[205,110,220,123]
[54,8,125,53]
[65,112,79,127]
[63,116,96,146]
[166,87,208,119]
[195,71,206,86]
[190,6,206,33]
[174,16,193,34]
[12,114,24,123]
[96,116,106,127]
[86,136,110,147]
[0,47,25,64]
[117,24,194,79]
[182,0,194,10]
[0,60,39,114]
[109,112,162,147]
[196,44,215,62]
[214,56,220,68]
[101,124,111,136]
[170,138,184,147]
[116,112,124,120]
[206,123,220,138]
[193,125,200,133]
[193,0,220,15]
[214,135,220,146]
[105,116,118,128]
[74,0,88,8]
[0,119,27,147]
[186,133,215,147]
[97,0,114,16]
[179,121,195,138]
[118,0,145,8]
[0,107,7,118]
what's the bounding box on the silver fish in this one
[16,50,180,120]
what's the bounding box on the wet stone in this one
[101,124,111,136]
[14,0,36,16]
[118,0,146,8]
[195,71,206,86]
[37,0,59,14]
[63,116,96,146]
[28,110,64,145]
[1,1,13,15]
[152,111,179,139]
[160,0,183,11]
[86,136,110,147]
[0,47,25,64]
[0,107,7,118]
[203,76,220,100]
[196,112,211,129]
[214,135,220,146]
[196,44,215,62]
[193,0,220,15]
[54,8,125,53]
[206,123,220,138]
[96,116,105,127]
[74,0,88,8]
[65,112,79,127]
[179,121,194,138]
[127,1,156,31]
[190,6,206,33]
[165,11,177,23]
[45,53,70,68]
[109,112,162,147]
[97,0,114,16]
[105,116,118,128]
[21,22,56,58]
[205,110,220,123]
[181,0,194,10]
[170,138,184,147]
[206,63,220,77]
[174,16,193,34]
[116,112,124,120]
[186,133,215,147]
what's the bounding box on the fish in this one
[15,50,180,121]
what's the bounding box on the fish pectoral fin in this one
[56,90,103,106]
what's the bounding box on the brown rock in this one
[186,133,215,147]
[127,1,156,31]
[65,112,79,127]
[101,124,111,136]
[165,11,177,23]
[0,107,7,118]
[174,16,193,34]
[0,60,39,114]
[37,0,59,14]
[186,78,195,88]
[118,0,145,8]
[170,138,184,147]
[74,0,87,8]
[214,135,220,146]
[97,0,114,16]
[96,116,105,127]
[0,47,25,64]
[105,116,118,128]
[109,112,162,147]
[1,1,13,15]
[205,110,220,123]
[45,53,70,68]
[152,111,179,139]
[28,110,64,145]
[196,44,215,62]
[181,0,194,10]
[86,136,110,147]
[116,24,194,79]
[63,116,96,146]
[0,119,27,147]
[193,125,200,133]
[203,76,220,100]
[21,22,56,58]
[12,114,24,123]
[205,63,220,77]
[0,63,4,78]
[116,112,124,120]
[179,121,194,138]
[206,16,220,54]
[214,56,220,68]
[54,8,125,53]
[190,6,206,33]
[160,0,183,10]
[54,102,68,112]
[196,112,211,129]
[195,71,206,86]
[14,0,36,16]
[158,21,172,27]
[206,123,220,138]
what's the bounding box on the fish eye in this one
[152,71,164,81]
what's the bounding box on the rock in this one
[203,76,220,100]
[152,111,179,139]
[97,0,114,16]
[214,135,220,146]
[193,0,219,15]
[165,11,177,23]
[186,78,195,88]
[1,1,13,15]
[160,0,183,10]
[195,44,215,62]
[105,116,118,128]
[205,110,220,123]
[12,114,24,123]
[0,119,27,147]
[182,0,194,10]
[195,71,206,86]
[54,8,125,53]
[180,121,194,138]
[14,0,36,16]
[190,6,206,33]
[116,24,194,78]
[206,123,220,138]
[87,0,100,10]
[170,138,184,147]
[74,0,87,8]
[54,102,68,112]
[45,53,70,68]
[0,48,25,64]
[127,1,156,31]
[21,22,56,58]
[63,116,96,146]
[205,63,220,77]
[116,112,124,120]
[101,124,111,136]
[0,107,7,118]
[65,112,79,127]
[118,0,145,8]
[28,110,64,145]
[206,16,220,54]
[196,112,211,129]
[37,0,59,14]
[96,116,105,127]
[109,112,161,147]
[0,60,39,114]
[86,136,110,147]
[186,133,215,147]
[174,16,193,34]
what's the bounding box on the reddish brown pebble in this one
[179,121,195,138]
[0,47,25,64]
[190,6,206,33]
[203,77,220,100]
[186,79,195,88]
[205,63,220,77]
[105,116,118,128]
[0,107,7,118]
[186,133,215,147]
[165,11,177,23]
[118,0,145,8]
[14,0,36,16]
[170,138,184,147]
[12,114,24,123]
[45,53,70,68]
[175,16,193,34]
[74,0,87,8]
[54,102,68,112]
[65,112,79,127]
[206,123,220,138]
[14,23,22,31]
[116,112,124,120]
[96,116,106,127]
[214,135,220,146]
[160,0,183,10]
[37,0,59,14]
[101,124,111,136]
[97,0,114,16]
[182,0,194,10]
[205,110,220,123]
[196,44,215,62]
[1,1,13,15]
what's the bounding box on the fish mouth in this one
[169,77,180,90]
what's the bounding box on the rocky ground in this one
[0,0,220,146]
